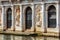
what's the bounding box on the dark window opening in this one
[7,8,12,28]
[48,5,56,28]
[25,7,32,29]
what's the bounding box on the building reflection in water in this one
[1,34,59,40]
[22,36,34,40]
[44,37,47,40]
[3,35,11,40]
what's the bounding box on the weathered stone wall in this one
[0,0,59,34]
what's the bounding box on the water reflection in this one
[22,36,33,40]
[0,34,59,40]
[3,35,11,40]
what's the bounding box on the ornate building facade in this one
[0,0,60,34]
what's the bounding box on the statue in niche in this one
[35,5,42,27]
[16,6,20,26]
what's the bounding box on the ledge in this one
[0,30,59,37]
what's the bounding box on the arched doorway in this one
[48,5,56,28]
[6,8,12,29]
[25,7,32,29]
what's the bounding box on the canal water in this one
[0,34,59,40]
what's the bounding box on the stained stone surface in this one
[35,5,42,27]
[15,6,20,27]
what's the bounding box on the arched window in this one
[25,7,32,29]
[48,5,56,28]
[7,8,12,28]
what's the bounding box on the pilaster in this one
[32,4,35,31]
[20,5,23,31]
[2,6,4,30]
[2,6,6,31]
[42,3,46,32]
[11,5,14,30]
[56,3,59,32]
